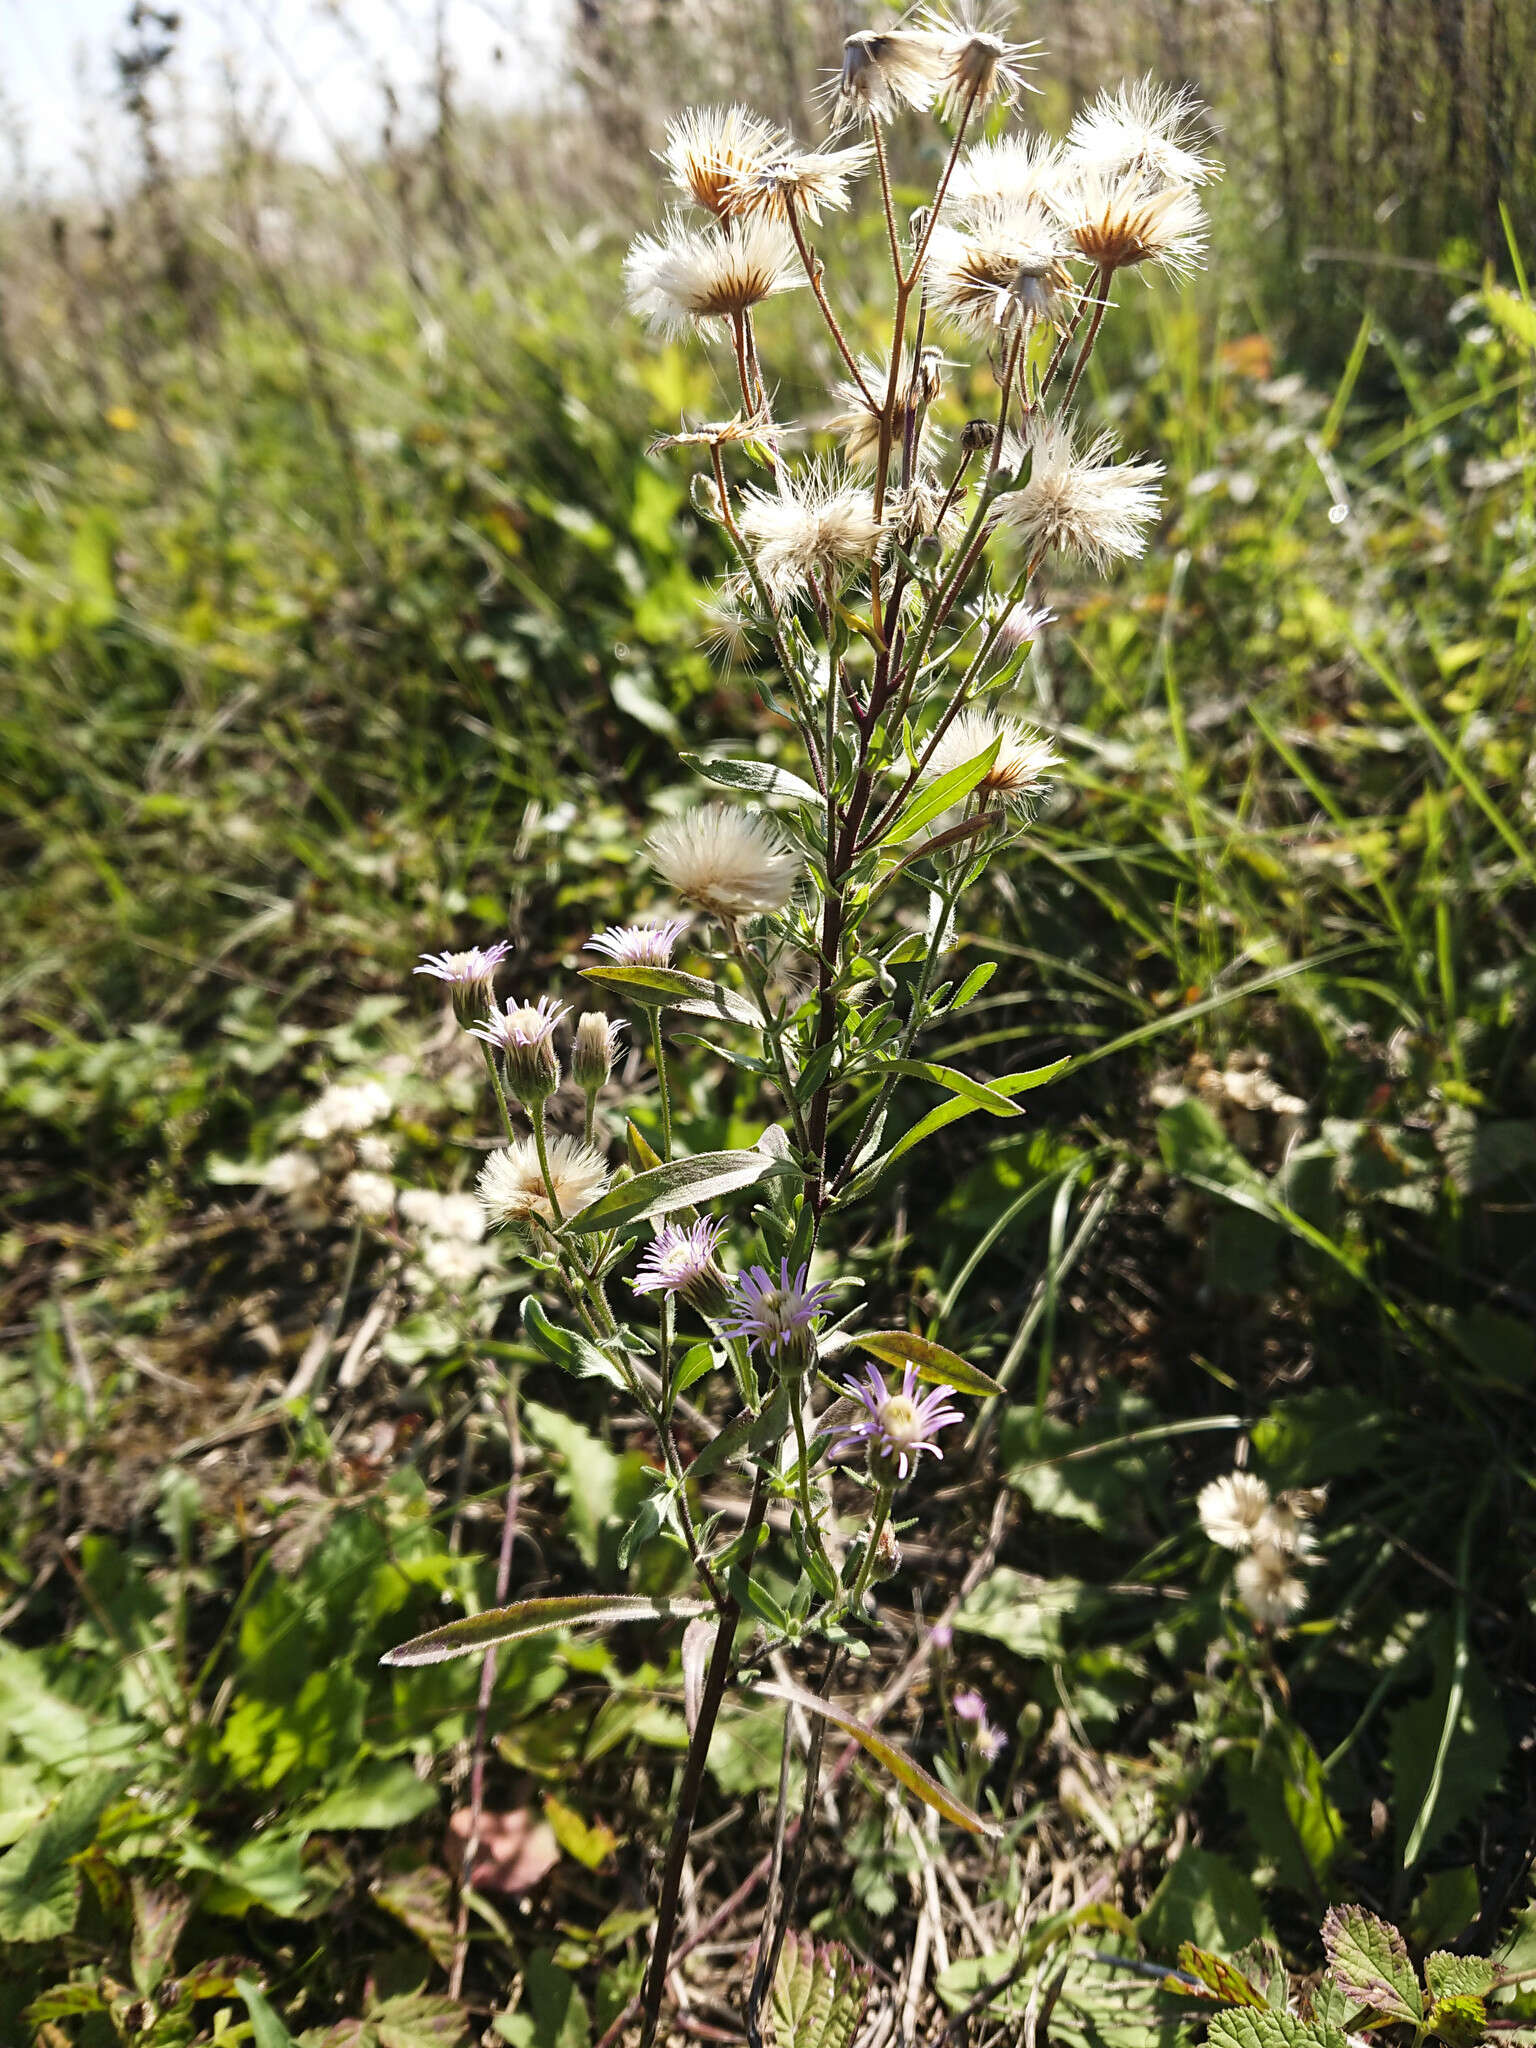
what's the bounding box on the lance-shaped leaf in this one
[381,1595,707,1668]
[582,965,759,1027]
[1171,1945,1273,2008]
[757,1678,1001,1838]
[563,1148,794,1236]
[688,1384,789,1484]
[873,1059,1025,1118]
[852,1331,1002,1399]
[883,737,1001,846]
[1321,1906,1423,2023]
[521,1296,630,1392]
[680,750,821,808]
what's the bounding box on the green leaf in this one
[687,1385,789,1484]
[1387,1625,1507,1869]
[757,1678,1001,1837]
[947,962,997,1011]
[302,1762,441,1833]
[680,751,821,807]
[563,1148,791,1235]
[382,1596,706,1667]
[851,1330,1002,1398]
[1321,1905,1423,2022]
[768,1933,872,2048]
[1206,2012,1346,2048]
[371,1863,456,1972]
[874,1058,1026,1117]
[372,1992,471,2048]
[1172,1946,1273,2009]
[0,1767,130,1943]
[1425,1955,1497,2002]
[502,1951,589,2048]
[544,1795,617,1871]
[869,1060,1068,1178]
[1138,1850,1266,1955]
[1226,1729,1344,1893]
[1425,1996,1488,2048]
[131,1872,192,1994]
[671,1342,720,1403]
[954,1566,1101,1662]
[238,1979,302,2048]
[521,1296,630,1392]
[581,965,759,1027]
[884,738,1001,844]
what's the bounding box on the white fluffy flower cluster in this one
[1197,1471,1322,1630]
[299,1078,392,1143]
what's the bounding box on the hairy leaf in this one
[679,750,821,807]
[1207,2011,1346,2048]
[382,1596,706,1667]
[768,1933,871,2048]
[874,1058,1026,1117]
[851,1330,1002,1398]
[521,1297,629,1392]
[0,1767,130,1943]
[581,964,759,1026]
[564,1148,791,1234]
[1321,1905,1423,2022]
[1172,1945,1273,2008]
[1425,1956,1498,2002]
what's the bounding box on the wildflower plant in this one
[384,22,1217,2042]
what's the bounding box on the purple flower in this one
[414,941,512,1021]
[832,1361,964,1484]
[633,1218,729,1314]
[586,918,692,968]
[953,1688,988,1724]
[470,995,568,1105]
[929,1621,954,1652]
[719,1259,834,1369]
[952,1686,1007,1762]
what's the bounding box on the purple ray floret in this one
[414,940,512,988]
[831,1360,965,1482]
[633,1217,726,1297]
[719,1259,834,1360]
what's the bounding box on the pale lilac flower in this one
[953,1687,988,1723]
[586,919,691,968]
[832,1361,964,1483]
[930,1621,954,1651]
[720,1260,834,1367]
[414,940,512,996]
[953,1686,1007,1760]
[471,995,568,1106]
[633,1218,731,1316]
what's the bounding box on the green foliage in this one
[767,1935,871,2048]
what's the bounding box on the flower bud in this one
[572,1011,624,1095]
[471,996,567,1108]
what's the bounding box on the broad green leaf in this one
[852,1331,1002,1398]
[0,1767,130,1943]
[1425,1956,1497,2002]
[371,1864,456,1972]
[563,1148,791,1235]
[372,1992,471,2048]
[1207,2012,1346,2048]
[302,1761,441,1833]
[757,1677,1001,1837]
[1387,1625,1506,1869]
[238,1979,302,2048]
[544,1795,617,1870]
[1138,1850,1266,1955]
[680,750,821,807]
[521,1296,629,1392]
[382,1596,706,1667]
[1321,1905,1423,2022]
[884,738,1001,845]
[1172,1945,1273,2008]
[875,1058,1026,1117]
[954,1566,1101,1662]
[768,1933,871,2048]
[1425,1996,1488,2048]
[581,964,758,1026]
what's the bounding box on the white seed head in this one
[1234,1541,1309,1629]
[1051,168,1207,278]
[723,141,874,225]
[826,351,943,468]
[738,459,888,599]
[833,28,951,124]
[399,1188,488,1242]
[925,203,1077,339]
[477,1135,610,1229]
[663,103,786,219]
[922,709,1062,807]
[995,419,1164,569]
[1066,76,1218,189]
[917,6,1041,118]
[647,803,801,920]
[299,1078,392,1142]
[624,214,804,335]
[342,1168,396,1221]
[700,581,760,667]
[945,132,1072,219]
[1197,1471,1272,1551]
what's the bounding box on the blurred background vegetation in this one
[1,3,1533,2045]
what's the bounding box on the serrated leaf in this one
[851,1331,1001,1398]
[1426,1956,1498,2001]
[520,1298,629,1392]
[757,1678,1001,1838]
[768,1933,871,2048]
[1172,1945,1272,2007]
[1208,2012,1345,2048]
[1321,1905,1423,2022]
[0,1767,131,1943]
[581,965,759,1026]
[1426,1996,1488,2048]
[131,1872,192,1994]
[563,1148,790,1235]
[372,1993,471,2048]
[381,1596,705,1667]
[680,751,821,808]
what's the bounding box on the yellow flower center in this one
[879,1394,920,1446]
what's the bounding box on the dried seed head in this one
[1051,168,1207,278]
[1198,1471,1272,1551]
[700,582,760,668]
[945,131,1072,219]
[624,214,804,335]
[995,418,1164,569]
[926,203,1077,338]
[832,27,951,124]
[922,709,1062,809]
[1066,75,1218,189]
[959,417,996,455]
[723,140,875,225]
[1234,1541,1309,1629]
[918,5,1041,118]
[889,474,966,551]
[477,1135,609,1230]
[826,350,944,468]
[737,459,888,598]
[649,411,779,455]
[663,103,786,220]
[646,803,801,920]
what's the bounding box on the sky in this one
[0,0,569,195]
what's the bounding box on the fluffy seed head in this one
[723,140,874,225]
[1066,76,1218,189]
[923,710,1062,809]
[832,1360,965,1486]
[586,918,691,968]
[918,6,1041,118]
[662,104,785,219]
[738,459,888,598]
[572,1011,625,1095]
[647,803,801,921]
[477,1135,609,1230]
[343,1168,396,1221]
[827,351,944,469]
[945,132,1072,219]
[299,1079,392,1142]
[398,1189,487,1242]
[926,203,1077,338]
[1234,1541,1309,1629]
[1051,168,1207,278]
[995,419,1164,569]
[632,1217,731,1316]
[624,214,804,335]
[833,28,951,123]
[700,582,760,668]
[470,995,567,1106]
[720,1259,835,1375]
[1198,1471,1272,1551]
[973,592,1055,656]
